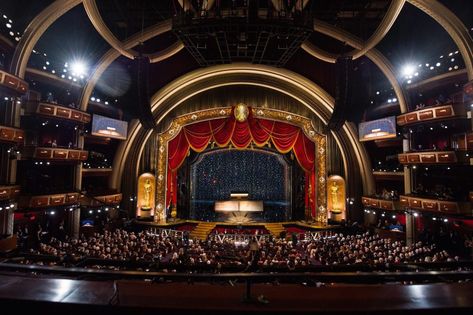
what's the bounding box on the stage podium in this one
[214,193,263,213]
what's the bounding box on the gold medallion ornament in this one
[234,103,249,122]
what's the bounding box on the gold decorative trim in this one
[110,64,374,210]
[155,106,327,224]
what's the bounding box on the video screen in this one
[91,114,128,140]
[358,116,397,142]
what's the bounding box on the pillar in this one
[0,206,14,236]
[65,208,80,239]
[405,212,416,246]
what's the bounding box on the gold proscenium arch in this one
[110,64,375,220]
[153,107,327,223]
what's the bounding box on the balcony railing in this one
[362,196,399,211]
[22,146,88,161]
[0,185,20,201]
[396,103,467,126]
[398,150,469,165]
[79,193,122,206]
[399,195,472,214]
[362,195,472,215]
[0,125,24,144]
[23,101,91,124]
[0,69,28,94]
[19,192,80,208]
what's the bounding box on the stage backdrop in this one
[190,149,291,222]
[165,107,317,220]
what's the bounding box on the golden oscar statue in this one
[330,181,340,213]
[141,179,152,210]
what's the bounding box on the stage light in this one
[89,210,93,214]
[413,212,418,217]
[436,62,441,67]
[392,215,396,219]
[50,211,55,215]
[443,218,448,222]
[402,64,416,77]
[10,204,14,208]
[407,80,412,84]
[71,61,87,76]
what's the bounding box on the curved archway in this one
[110,64,375,219]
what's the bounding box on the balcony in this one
[23,101,91,124]
[19,192,80,209]
[0,69,28,94]
[399,195,472,214]
[396,103,467,127]
[362,197,399,211]
[82,167,113,177]
[0,125,24,144]
[80,193,122,206]
[0,185,21,201]
[398,150,469,165]
[22,146,88,161]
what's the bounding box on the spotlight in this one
[392,215,396,219]
[71,60,87,76]
[413,212,418,217]
[443,218,448,222]
[402,64,415,76]
[50,211,55,215]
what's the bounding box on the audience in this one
[27,228,456,271]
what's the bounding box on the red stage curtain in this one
[166,107,317,216]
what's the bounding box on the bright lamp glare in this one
[71,61,86,76]
[402,64,415,77]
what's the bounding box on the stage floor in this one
[135,219,340,231]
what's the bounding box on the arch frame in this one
[153,106,327,223]
[110,64,374,219]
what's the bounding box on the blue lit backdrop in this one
[190,149,290,222]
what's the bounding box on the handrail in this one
[0,262,472,283]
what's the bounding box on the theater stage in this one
[134,219,341,240]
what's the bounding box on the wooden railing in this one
[22,146,88,161]
[79,193,122,206]
[0,125,24,144]
[19,192,80,208]
[397,150,469,164]
[0,69,28,94]
[396,103,466,126]
[0,185,20,201]
[361,196,399,211]
[399,195,472,214]
[362,195,472,215]
[23,101,91,124]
